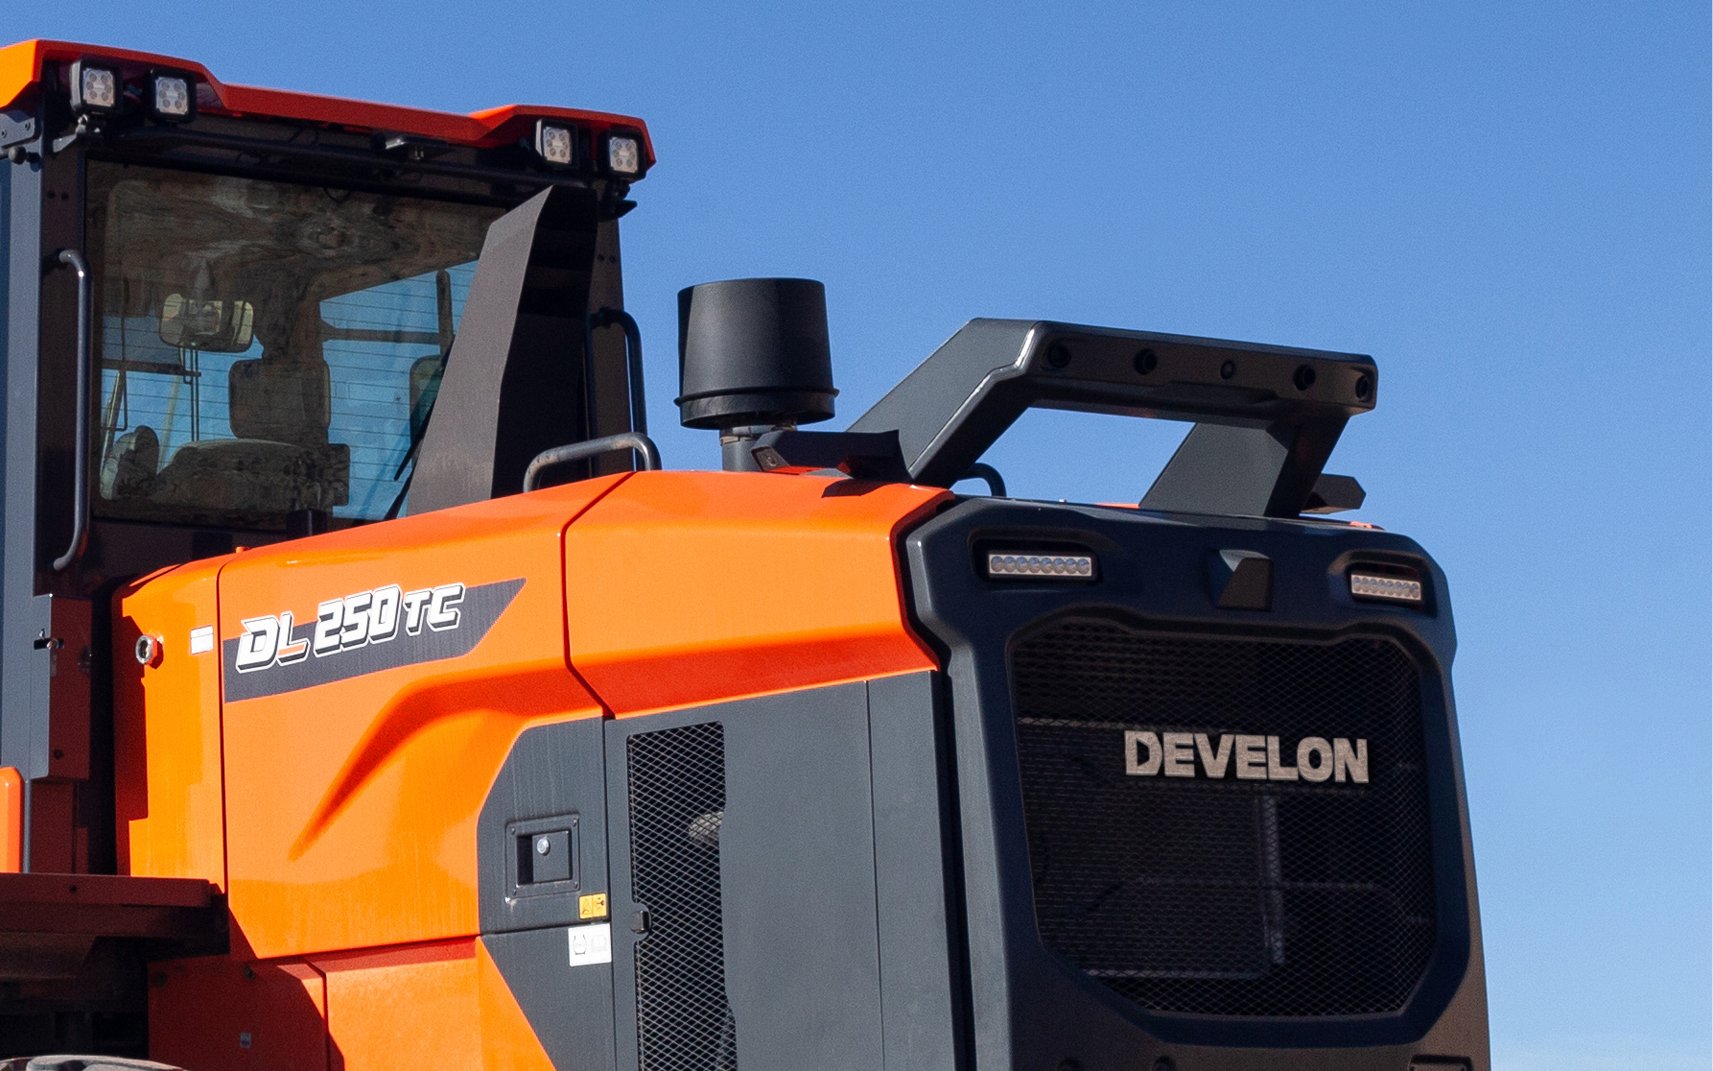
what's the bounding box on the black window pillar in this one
[1,129,96,873]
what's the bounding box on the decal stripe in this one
[222,578,525,702]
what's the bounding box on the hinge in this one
[0,112,38,154]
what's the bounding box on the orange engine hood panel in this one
[113,556,228,887]
[214,477,624,959]
[565,471,950,715]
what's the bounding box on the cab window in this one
[87,163,500,530]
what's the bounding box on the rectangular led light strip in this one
[986,552,1095,580]
[1349,573,1423,603]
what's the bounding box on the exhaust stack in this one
[676,278,836,471]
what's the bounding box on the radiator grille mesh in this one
[1012,618,1436,1018]
[628,722,737,1070]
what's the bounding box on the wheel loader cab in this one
[0,40,654,1054]
[1,41,650,584]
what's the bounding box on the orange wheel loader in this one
[0,41,1489,1071]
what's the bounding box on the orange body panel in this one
[112,558,228,887]
[474,940,560,1071]
[151,956,328,1071]
[315,941,485,1069]
[565,471,949,715]
[0,40,655,161]
[0,766,19,873]
[0,760,18,870]
[216,478,624,960]
[309,940,552,1070]
[150,942,553,1070]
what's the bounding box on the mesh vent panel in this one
[1012,618,1436,1018]
[628,722,737,1070]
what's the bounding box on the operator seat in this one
[227,357,331,448]
[148,358,349,520]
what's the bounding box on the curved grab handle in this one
[523,432,662,492]
[586,307,647,436]
[959,462,1007,498]
[52,249,92,572]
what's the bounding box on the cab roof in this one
[0,39,655,165]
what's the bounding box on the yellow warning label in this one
[579,893,608,920]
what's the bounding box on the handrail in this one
[523,432,661,492]
[961,462,1007,497]
[586,306,647,436]
[51,249,91,572]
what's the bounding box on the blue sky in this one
[10,2,1711,1066]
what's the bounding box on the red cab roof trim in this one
[0,39,655,165]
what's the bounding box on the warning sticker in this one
[567,922,612,967]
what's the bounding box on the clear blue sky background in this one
[11,2,1711,1066]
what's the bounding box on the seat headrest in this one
[229,360,330,446]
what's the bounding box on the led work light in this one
[148,73,195,122]
[534,121,576,167]
[70,61,120,114]
[986,552,1096,580]
[605,133,642,177]
[1348,572,1423,604]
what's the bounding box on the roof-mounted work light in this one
[148,71,196,122]
[534,121,577,167]
[605,132,642,178]
[69,60,121,115]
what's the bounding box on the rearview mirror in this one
[159,293,256,353]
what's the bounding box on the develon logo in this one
[1124,730,1369,784]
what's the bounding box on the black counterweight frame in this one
[898,497,1490,1069]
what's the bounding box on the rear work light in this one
[986,551,1096,580]
[70,61,120,115]
[148,72,195,122]
[1349,571,1424,604]
[605,133,642,177]
[534,121,577,167]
